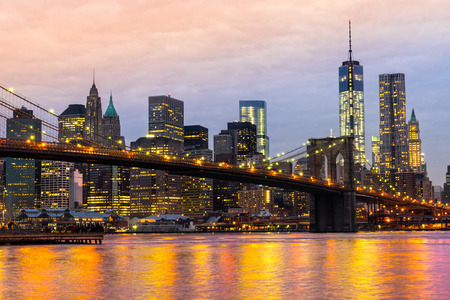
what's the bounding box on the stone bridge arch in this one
[308,136,357,232]
[309,137,354,188]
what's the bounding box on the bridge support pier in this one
[310,191,357,232]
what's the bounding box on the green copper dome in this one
[104,92,118,117]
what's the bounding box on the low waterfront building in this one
[129,214,193,232]
[16,209,126,231]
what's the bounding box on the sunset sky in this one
[1,0,449,185]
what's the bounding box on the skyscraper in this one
[103,92,125,148]
[442,166,450,204]
[227,121,257,163]
[339,21,365,166]
[239,100,269,158]
[371,136,381,173]
[182,125,213,217]
[5,107,42,219]
[148,95,184,142]
[130,136,182,217]
[129,95,184,217]
[181,148,213,218]
[184,125,208,150]
[379,73,407,173]
[84,80,103,143]
[57,104,85,209]
[408,109,422,172]
[59,104,85,144]
[40,161,71,209]
[214,130,237,164]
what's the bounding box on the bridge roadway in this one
[0,139,438,211]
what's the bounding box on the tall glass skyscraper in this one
[379,73,407,173]
[339,22,365,167]
[239,100,269,158]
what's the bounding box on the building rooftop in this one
[60,104,86,116]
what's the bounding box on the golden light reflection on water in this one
[236,242,284,299]
[0,233,448,299]
[16,246,60,298]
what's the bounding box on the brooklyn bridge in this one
[0,84,446,232]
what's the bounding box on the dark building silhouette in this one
[5,107,42,219]
[227,121,257,163]
[184,125,208,150]
[103,92,125,149]
[212,121,257,213]
[214,130,237,165]
[442,166,450,204]
[84,80,103,143]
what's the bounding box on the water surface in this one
[1,232,449,299]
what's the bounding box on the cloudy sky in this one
[1,0,449,185]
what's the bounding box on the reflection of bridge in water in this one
[0,84,446,232]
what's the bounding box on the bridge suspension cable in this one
[0,84,128,150]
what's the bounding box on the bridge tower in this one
[308,136,357,232]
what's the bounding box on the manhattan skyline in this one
[1,1,449,185]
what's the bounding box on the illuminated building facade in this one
[371,136,381,173]
[339,22,365,166]
[238,188,273,215]
[84,81,103,143]
[182,126,213,217]
[184,125,208,150]
[227,121,257,163]
[127,95,185,217]
[40,161,71,209]
[5,107,42,219]
[408,109,421,172]
[130,136,183,217]
[58,104,85,144]
[239,100,269,158]
[58,103,85,208]
[379,73,408,173]
[85,164,130,215]
[148,95,184,142]
[84,83,130,215]
[181,149,213,217]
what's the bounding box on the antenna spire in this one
[348,19,353,62]
[93,68,95,83]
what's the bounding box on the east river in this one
[1,232,450,299]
